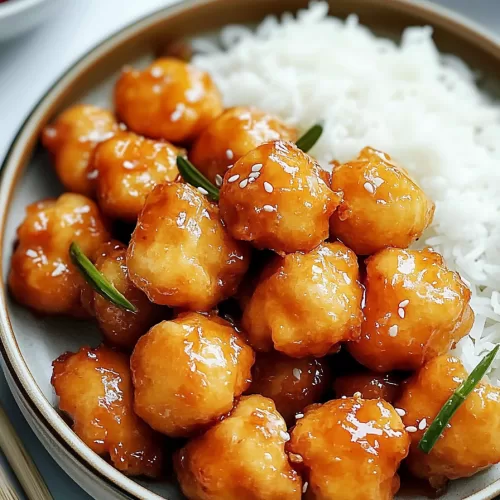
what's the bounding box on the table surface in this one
[1,0,500,498]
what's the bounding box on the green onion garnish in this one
[295,122,324,153]
[176,156,220,201]
[418,344,499,454]
[69,242,137,313]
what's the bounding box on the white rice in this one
[192,2,500,382]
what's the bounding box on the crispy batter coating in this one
[190,107,297,184]
[247,352,331,424]
[9,194,109,317]
[90,131,182,221]
[126,182,250,311]
[51,345,162,477]
[348,248,473,372]
[131,312,254,437]
[243,242,363,357]
[219,140,341,254]
[334,373,402,404]
[81,241,165,350]
[396,355,500,489]
[330,147,435,256]
[114,58,223,143]
[288,397,410,500]
[175,395,302,499]
[42,104,117,196]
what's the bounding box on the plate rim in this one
[1,0,500,499]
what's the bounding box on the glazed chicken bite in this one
[288,396,410,500]
[334,372,402,404]
[219,140,341,254]
[52,345,162,477]
[247,352,331,424]
[90,131,181,221]
[330,147,435,255]
[348,248,473,372]
[126,182,250,311]
[42,104,117,196]
[175,395,302,499]
[9,193,109,317]
[243,241,363,357]
[81,241,165,350]
[396,355,500,489]
[190,106,297,185]
[131,312,254,437]
[114,57,223,143]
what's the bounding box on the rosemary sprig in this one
[69,242,137,313]
[418,345,499,454]
[176,156,220,201]
[296,122,324,153]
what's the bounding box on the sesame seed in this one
[353,391,362,398]
[239,179,248,188]
[395,408,406,417]
[364,182,375,194]
[279,430,290,442]
[293,368,301,380]
[263,205,275,212]
[264,181,274,193]
[227,164,234,169]
[388,325,398,337]
[215,174,223,187]
[228,174,239,183]
[406,426,418,433]
[303,482,309,494]
[251,163,263,172]
[226,149,234,160]
[398,307,405,319]
[399,299,410,308]
[419,419,427,430]
[295,413,304,419]
[150,66,163,77]
[289,453,303,464]
[197,187,208,195]
[249,177,256,184]
[249,171,260,179]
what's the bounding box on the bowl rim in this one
[0,0,50,16]
[1,0,500,498]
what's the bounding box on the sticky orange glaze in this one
[90,131,182,221]
[219,140,341,254]
[334,372,403,404]
[42,104,118,196]
[126,182,250,311]
[52,345,162,477]
[330,147,435,256]
[175,395,302,499]
[131,312,255,437]
[9,193,109,317]
[243,241,363,357]
[114,58,223,143]
[190,107,297,184]
[247,352,331,424]
[396,355,500,489]
[81,241,165,350]
[288,397,410,500]
[348,248,473,372]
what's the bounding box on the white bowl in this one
[1,0,500,498]
[0,0,59,41]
